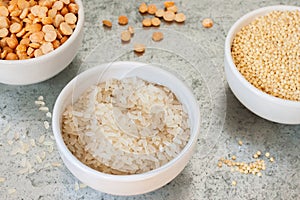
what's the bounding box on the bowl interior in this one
[53,61,200,179]
[0,0,84,65]
[225,5,300,106]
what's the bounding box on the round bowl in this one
[224,5,300,124]
[0,0,84,85]
[52,61,200,195]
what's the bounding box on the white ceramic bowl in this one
[224,5,300,124]
[0,0,84,85]
[52,61,200,195]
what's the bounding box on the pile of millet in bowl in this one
[62,77,190,175]
[231,10,300,101]
[0,0,78,60]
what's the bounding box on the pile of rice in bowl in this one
[62,77,190,175]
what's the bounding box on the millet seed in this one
[231,10,300,101]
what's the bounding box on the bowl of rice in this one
[52,61,200,195]
[225,5,300,124]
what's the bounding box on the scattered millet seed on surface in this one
[253,154,258,159]
[256,151,261,156]
[257,172,262,177]
[218,157,267,176]
[232,180,237,186]
[270,157,275,162]
[265,152,270,158]
[231,10,300,101]
[238,140,243,146]
[232,155,236,160]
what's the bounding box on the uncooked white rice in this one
[62,77,190,174]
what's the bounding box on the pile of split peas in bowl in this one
[0,0,79,60]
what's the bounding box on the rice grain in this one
[62,77,190,174]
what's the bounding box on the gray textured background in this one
[0,0,299,199]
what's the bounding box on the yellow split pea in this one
[134,43,146,53]
[0,0,79,60]
[152,32,164,41]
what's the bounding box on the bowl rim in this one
[0,0,84,65]
[225,5,300,107]
[52,61,201,182]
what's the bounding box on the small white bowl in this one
[52,61,200,195]
[224,5,300,124]
[0,0,84,85]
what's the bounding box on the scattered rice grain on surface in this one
[7,188,16,194]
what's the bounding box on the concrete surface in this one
[0,0,299,199]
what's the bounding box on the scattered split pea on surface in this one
[118,15,128,25]
[231,10,300,101]
[138,2,148,14]
[103,1,188,52]
[202,18,213,28]
[140,1,186,23]
[0,0,79,60]
[120,30,131,42]
[152,31,164,41]
[134,43,145,53]
[102,20,112,28]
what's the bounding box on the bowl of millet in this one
[0,0,84,85]
[224,5,300,124]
